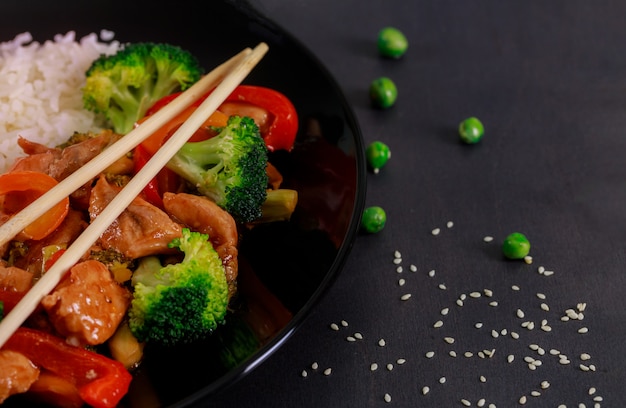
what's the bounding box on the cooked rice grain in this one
[0,30,121,172]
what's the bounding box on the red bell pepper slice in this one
[145,85,299,152]
[0,171,69,241]
[3,327,132,408]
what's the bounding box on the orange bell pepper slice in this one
[0,171,69,241]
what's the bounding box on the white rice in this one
[0,30,122,172]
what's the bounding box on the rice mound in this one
[0,30,121,172]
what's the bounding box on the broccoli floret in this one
[251,188,298,224]
[83,42,203,134]
[216,315,261,369]
[167,115,269,223]
[128,228,229,346]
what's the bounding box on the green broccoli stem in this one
[252,189,298,224]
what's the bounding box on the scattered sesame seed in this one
[580,363,590,372]
[449,350,458,357]
[460,294,467,300]
[477,399,486,407]
[441,307,450,316]
[311,362,319,369]
[461,399,471,406]
[456,299,464,307]
[480,375,487,383]
[524,255,533,264]
[400,293,412,301]
[354,332,363,340]
[580,353,591,360]
[475,322,483,329]
[330,323,339,331]
[484,289,493,297]
[410,264,417,272]
[384,393,391,403]
[301,370,308,378]
[396,266,403,273]
[511,331,520,339]
[397,358,406,365]
[464,351,473,358]
[541,324,552,332]
[431,228,441,235]
[540,303,550,311]
[444,337,455,344]
[500,328,507,336]
[438,283,447,290]
[512,284,520,291]
[589,364,596,371]
[550,349,560,355]
[507,354,515,363]
[531,391,541,397]
[543,270,554,276]
[516,309,525,319]
[536,293,546,300]
[541,381,550,389]
[447,221,454,228]
[398,278,406,286]
[341,320,349,327]
[578,327,589,334]
[470,291,481,298]
[323,368,332,376]
[378,339,386,347]
[559,357,571,365]
[433,320,444,328]
[491,330,499,338]
[593,396,603,401]
[425,351,435,358]
[370,363,378,371]
[439,376,447,384]
[478,351,485,359]
[386,363,393,371]
[393,258,402,265]
[393,250,401,259]
[524,356,535,363]
[538,266,545,273]
[483,236,494,242]
[589,387,596,395]
[428,269,435,277]
[519,395,527,404]
[346,336,356,342]
[577,302,587,312]
[422,386,430,395]
[489,301,499,307]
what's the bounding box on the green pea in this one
[361,206,387,233]
[366,141,391,173]
[458,117,484,144]
[370,77,397,109]
[501,232,531,260]
[377,27,408,58]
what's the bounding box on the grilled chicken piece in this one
[0,265,33,292]
[88,176,183,259]
[41,260,130,346]
[0,350,40,404]
[162,192,239,299]
[10,131,123,180]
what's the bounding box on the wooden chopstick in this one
[0,42,269,348]
[0,46,254,248]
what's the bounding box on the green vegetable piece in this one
[377,27,408,58]
[458,117,484,144]
[361,206,387,233]
[502,232,531,260]
[369,77,397,109]
[366,141,391,174]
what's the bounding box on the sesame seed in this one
[491,330,499,338]
[428,269,435,277]
[580,363,590,372]
[397,358,406,365]
[410,264,417,272]
[441,307,450,315]
[580,353,591,360]
[588,387,596,395]
[478,351,485,359]
[323,368,332,376]
[394,250,401,259]
[577,302,587,312]
[475,322,483,329]
[578,327,589,334]
[524,255,533,264]
[422,386,430,395]
[301,370,308,378]
[456,299,464,307]
[460,294,467,300]
[425,351,435,358]
[330,323,339,331]
[531,391,541,397]
[386,363,393,371]
[384,393,391,403]
[516,309,525,318]
[500,328,507,336]
[444,336,455,344]
[541,324,552,332]
[519,395,527,405]
[593,396,603,401]
[550,349,560,355]
[541,381,550,389]
[512,284,520,291]
[589,364,596,371]
[536,292,546,300]
[370,363,378,371]
[507,354,515,363]
[378,339,386,347]
[511,331,520,339]
[540,303,550,311]
[439,376,446,384]
[396,266,403,273]
[398,278,406,286]
[477,399,486,407]
[393,257,402,265]
[483,236,494,242]
[559,357,571,365]
[464,351,473,358]
[484,289,493,297]
[438,283,447,290]
[311,362,319,369]
[543,270,554,276]
[354,332,363,340]
[470,291,481,298]
[449,350,458,357]
[431,228,441,235]
[461,399,471,406]
[433,320,444,328]
[341,320,348,327]
[447,221,454,228]
[400,293,412,301]
[524,356,535,363]
[480,375,487,383]
[489,301,499,307]
[346,336,356,342]
[537,266,545,273]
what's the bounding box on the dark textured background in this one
[204,1,626,407]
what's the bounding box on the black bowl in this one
[1,0,366,406]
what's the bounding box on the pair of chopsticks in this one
[0,42,269,348]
